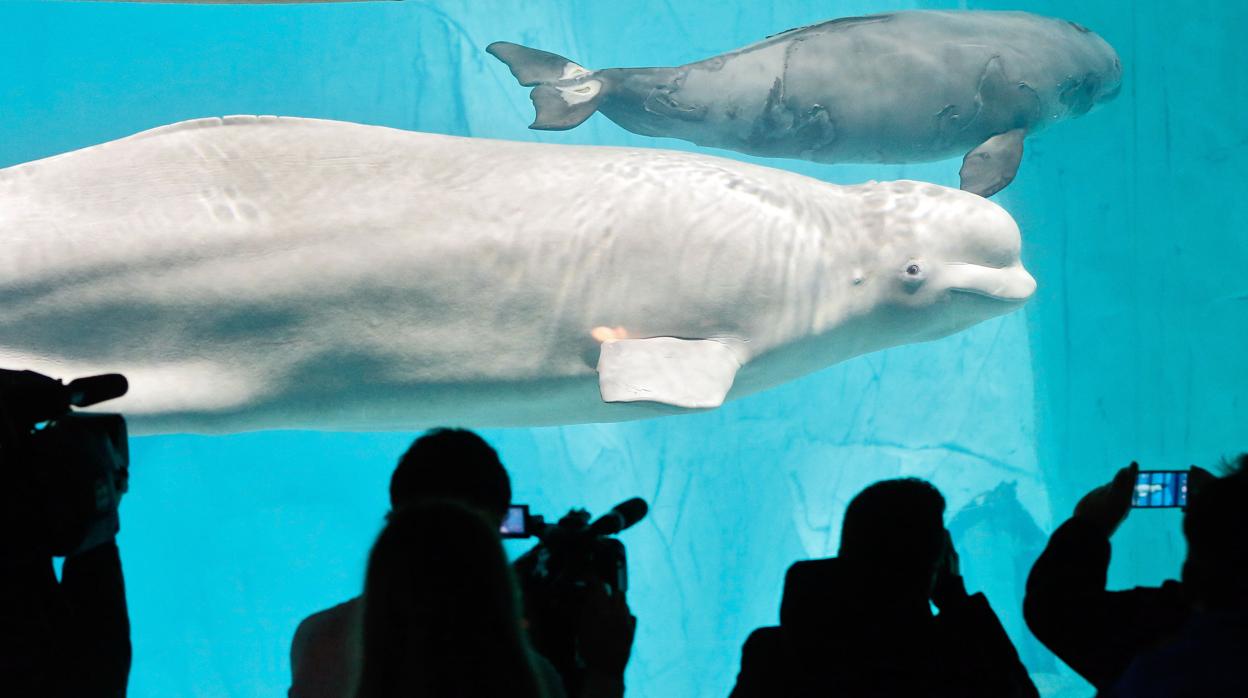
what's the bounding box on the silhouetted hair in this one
[356,499,545,698]
[1182,453,1248,609]
[389,428,511,522]
[839,478,947,596]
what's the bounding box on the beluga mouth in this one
[945,263,1037,303]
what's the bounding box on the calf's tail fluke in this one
[486,42,607,131]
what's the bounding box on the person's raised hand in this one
[1074,462,1138,538]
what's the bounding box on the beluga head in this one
[840,181,1035,350]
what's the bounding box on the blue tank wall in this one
[0,2,1243,697]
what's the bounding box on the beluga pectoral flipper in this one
[960,129,1026,198]
[597,337,744,409]
[489,10,1122,197]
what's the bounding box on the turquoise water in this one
[1,1,1244,696]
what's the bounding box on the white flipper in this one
[597,337,742,409]
[959,129,1025,198]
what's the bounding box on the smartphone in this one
[1132,470,1188,508]
[500,504,531,538]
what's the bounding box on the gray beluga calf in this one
[489,10,1122,197]
[0,116,1033,434]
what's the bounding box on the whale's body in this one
[490,10,1122,197]
[0,117,1033,434]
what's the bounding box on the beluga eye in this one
[901,260,926,291]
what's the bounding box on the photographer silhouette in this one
[1026,456,1248,696]
[290,428,637,698]
[733,478,1036,698]
[0,369,132,698]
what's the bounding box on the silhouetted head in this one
[846,182,1035,350]
[1182,453,1248,611]
[839,477,948,599]
[356,499,544,698]
[390,428,511,526]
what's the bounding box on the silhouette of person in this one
[732,477,1037,698]
[290,428,632,698]
[1,378,131,698]
[728,626,783,698]
[356,498,552,698]
[289,429,516,698]
[1,542,131,698]
[1026,455,1248,696]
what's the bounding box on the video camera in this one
[508,497,648,695]
[0,369,130,557]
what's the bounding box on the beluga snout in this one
[941,193,1035,304]
[945,263,1036,304]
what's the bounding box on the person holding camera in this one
[732,477,1037,698]
[289,428,635,698]
[1024,455,1248,696]
[0,369,132,698]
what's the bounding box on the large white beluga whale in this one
[489,10,1122,198]
[0,116,1034,434]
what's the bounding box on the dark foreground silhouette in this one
[290,428,632,698]
[1026,455,1248,697]
[731,478,1037,698]
[1,542,130,698]
[289,429,515,698]
[356,499,550,698]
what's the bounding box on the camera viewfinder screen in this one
[500,504,529,538]
[1132,471,1188,508]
